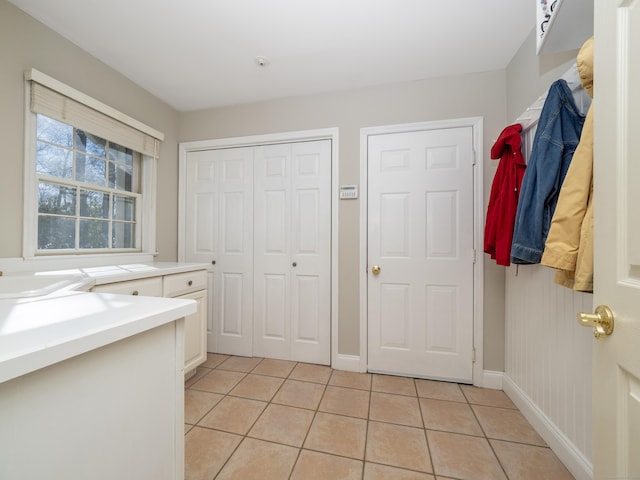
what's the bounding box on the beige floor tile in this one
[190,369,246,394]
[184,426,242,480]
[364,462,435,479]
[290,363,332,384]
[184,389,224,424]
[216,437,299,480]
[199,395,267,434]
[291,450,363,480]
[304,412,367,459]
[272,379,326,410]
[319,386,370,419]
[460,385,517,409]
[201,353,230,369]
[372,373,417,396]
[249,403,315,447]
[252,358,297,377]
[491,439,575,480]
[370,392,423,427]
[217,355,262,372]
[228,373,284,401]
[365,421,432,473]
[427,430,506,480]
[419,398,483,436]
[415,379,466,403]
[472,405,547,446]
[185,366,212,388]
[329,370,372,390]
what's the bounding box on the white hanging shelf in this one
[536,0,593,55]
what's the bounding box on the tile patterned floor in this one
[184,354,575,480]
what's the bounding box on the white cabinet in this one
[91,268,208,376]
[177,290,206,374]
[0,319,185,480]
[163,270,208,374]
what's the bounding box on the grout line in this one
[415,378,436,477]
[467,397,511,480]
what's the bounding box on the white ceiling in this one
[9,0,534,112]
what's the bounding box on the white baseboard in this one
[332,354,364,372]
[478,370,503,389]
[502,374,593,480]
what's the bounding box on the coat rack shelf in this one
[536,0,593,55]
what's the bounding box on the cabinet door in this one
[179,289,207,375]
[253,140,331,364]
[184,148,254,356]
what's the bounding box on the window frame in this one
[23,73,160,260]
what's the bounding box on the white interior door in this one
[592,2,640,478]
[367,127,475,382]
[184,148,254,355]
[253,140,331,364]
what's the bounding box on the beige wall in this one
[179,72,510,368]
[0,0,180,261]
[506,29,579,121]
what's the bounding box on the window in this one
[36,114,140,251]
[24,69,163,257]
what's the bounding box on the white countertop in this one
[39,261,209,285]
[0,262,205,384]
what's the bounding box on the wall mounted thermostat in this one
[339,185,358,199]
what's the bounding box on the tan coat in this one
[540,36,594,292]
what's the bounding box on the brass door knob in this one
[578,305,614,339]
[371,265,381,276]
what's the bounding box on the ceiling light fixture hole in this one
[254,56,270,67]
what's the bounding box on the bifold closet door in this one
[253,140,331,364]
[184,147,254,356]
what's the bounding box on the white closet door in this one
[367,128,475,382]
[253,140,331,364]
[185,148,254,356]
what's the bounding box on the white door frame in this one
[178,128,339,365]
[359,118,485,385]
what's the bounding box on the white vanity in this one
[0,262,207,480]
[88,262,209,377]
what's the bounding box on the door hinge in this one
[472,249,477,264]
[472,150,477,166]
[472,348,476,363]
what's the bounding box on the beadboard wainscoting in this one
[504,264,593,480]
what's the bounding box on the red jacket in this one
[484,124,526,266]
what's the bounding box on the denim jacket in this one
[510,79,585,264]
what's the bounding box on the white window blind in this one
[27,69,163,158]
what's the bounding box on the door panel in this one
[185,148,253,355]
[263,274,287,339]
[253,144,292,360]
[185,153,217,263]
[593,2,640,478]
[290,141,331,364]
[368,127,474,381]
[254,140,331,364]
